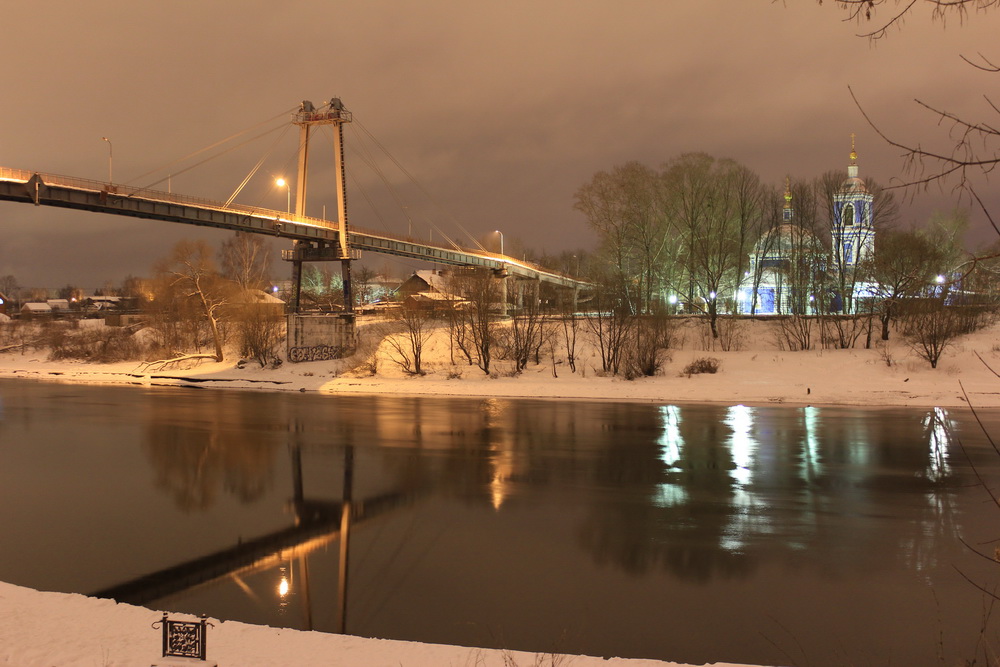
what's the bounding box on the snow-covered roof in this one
[22,302,52,313]
[232,289,285,305]
[46,299,70,309]
[415,270,454,293]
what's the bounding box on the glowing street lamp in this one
[495,229,504,256]
[101,136,113,183]
[275,178,290,214]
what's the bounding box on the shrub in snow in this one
[682,357,720,376]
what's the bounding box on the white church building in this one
[737,140,877,315]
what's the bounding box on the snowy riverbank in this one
[2,317,999,408]
[0,580,750,667]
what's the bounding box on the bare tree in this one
[0,274,20,306]
[219,231,272,291]
[505,280,544,372]
[575,162,674,314]
[665,154,759,337]
[449,270,502,375]
[152,240,233,364]
[383,302,435,375]
[585,275,634,375]
[823,0,1000,228]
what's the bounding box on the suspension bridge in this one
[0,97,586,359]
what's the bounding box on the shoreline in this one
[0,342,997,410]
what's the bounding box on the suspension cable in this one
[125,106,297,188]
[348,118,484,252]
[224,124,292,208]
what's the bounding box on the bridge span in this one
[0,167,586,290]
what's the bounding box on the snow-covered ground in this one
[2,316,998,409]
[1,580,748,667]
[3,315,998,667]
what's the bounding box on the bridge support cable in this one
[347,121,474,253]
[224,124,293,208]
[125,107,296,191]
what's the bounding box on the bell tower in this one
[832,134,874,269]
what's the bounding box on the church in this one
[736,139,877,315]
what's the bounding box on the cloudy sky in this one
[2,1,998,289]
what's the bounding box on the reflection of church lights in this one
[721,405,767,553]
[800,406,822,481]
[278,576,290,597]
[725,405,754,487]
[654,405,687,507]
[923,407,952,482]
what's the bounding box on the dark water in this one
[2,379,1000,666]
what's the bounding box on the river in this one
[1,378,999,666]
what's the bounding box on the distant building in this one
[21,302,53,319]
[394,270,459,299]
[737,138,877,315]
[46,299,71,313]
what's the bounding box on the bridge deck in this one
[0,168,585,289]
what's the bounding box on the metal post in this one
[101,137,113,183]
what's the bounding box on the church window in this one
[844,241,854,264]
[842,203,855,227]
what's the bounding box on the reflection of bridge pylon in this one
[284,99,356,314]
[91,443,412,633]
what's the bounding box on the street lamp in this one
[276,178,290,214]
[495,229,504,256]
[101,137,113,183]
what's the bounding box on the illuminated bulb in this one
[278,577,289,597]
[275,178,286,187]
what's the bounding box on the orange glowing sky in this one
[2,1,998,287]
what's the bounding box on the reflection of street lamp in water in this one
[276,178,290,214]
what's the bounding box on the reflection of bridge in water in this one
[91,445,409,633]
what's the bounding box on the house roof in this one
[22,302,52,312]
[231,289,285,305]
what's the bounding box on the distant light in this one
[668,294,678,305]
[935,274,945,284]
[709,291,716,300]
[272,285,279,293]
[278,577,289,597]
[276,178,287,187]
[0,298,4,305]
[809,295,815,302]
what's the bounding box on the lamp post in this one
[276,178,290,214]
[495,229,504,256]
[101,137,113,183]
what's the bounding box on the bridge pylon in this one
[285,98,359,363]
[287,98,354,314]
